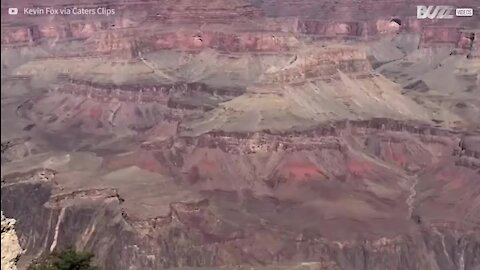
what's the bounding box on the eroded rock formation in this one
[2,118,479,269]
[1,212,21,270]
[1,0,479,269]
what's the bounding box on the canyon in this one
[1,0,479,269]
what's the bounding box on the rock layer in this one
[2,119,480,270]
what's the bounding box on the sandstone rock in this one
[1,212,21,270]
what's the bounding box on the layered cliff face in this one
[1,120,480,270]
[1,0,479,270]
[2,0,478,49]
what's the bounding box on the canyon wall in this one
[1,0,479,269]
[2,119,479,269]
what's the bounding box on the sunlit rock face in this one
[1,0,479,269]
[1,212,21,270]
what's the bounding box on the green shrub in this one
[28,248,99,270]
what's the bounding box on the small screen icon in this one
[8,8,18,15]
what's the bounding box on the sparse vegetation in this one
[28,248,99,270]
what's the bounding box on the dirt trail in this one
[406,174,419,218]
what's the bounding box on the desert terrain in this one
[1,0,479,269]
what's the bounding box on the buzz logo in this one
[416,5,455,19]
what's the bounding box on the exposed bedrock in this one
[1,146,479,270]
[16,78,244,134]
[55,79,244,101]
[16,44,421,137]
[1,211,22,270]
[259,46,372,84]
[0,136,46,163]
[2,118,479,269]
[170,118,454,154]
[1,1,479,269]
[2,0,478,54]
[149,31,299,52]
[455,136,480,169]
[2,22,475,55]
